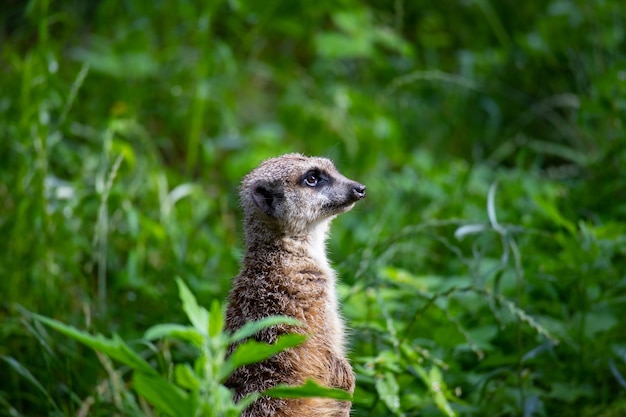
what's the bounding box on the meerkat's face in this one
[241,153,366,234]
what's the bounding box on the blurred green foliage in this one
[1,0,625,415]
[31,279,348,417]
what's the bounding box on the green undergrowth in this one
[26,278,348,417]
[1,0,625,416]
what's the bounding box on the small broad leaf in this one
[534,195,576,235]
[34,314,156,375]
[143,323,203,347]
[429,366,457,417]
[176,277,209,334]
[221,334,306,380]
[315,32,373,59]
[583,311,618,338]
[229,316,301,344]
[133,372,198,417]
[264,378,352,401]
[376,372,401,415]
[209,299,224,338]
[175,363,200,391]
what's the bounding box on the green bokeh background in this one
[1,1,625,415]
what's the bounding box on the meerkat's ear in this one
[251,181,284,217]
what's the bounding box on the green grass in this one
[1,0,625,416]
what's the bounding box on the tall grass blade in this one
[0,355,62,414]
[33,314,157,375]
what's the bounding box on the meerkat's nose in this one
[352,183,366,200]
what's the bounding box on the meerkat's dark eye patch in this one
[301,169,328,188]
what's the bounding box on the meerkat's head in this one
[240,153,366,238]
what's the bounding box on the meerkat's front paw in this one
[329,355,355,393]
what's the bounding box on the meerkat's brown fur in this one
[225,153,366,417]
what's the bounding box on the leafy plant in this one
[30,278,350,417]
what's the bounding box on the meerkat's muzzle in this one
[351,183,366,201]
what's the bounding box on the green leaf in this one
[236,392,261,414]
[34,314,156,375]
[264,378,352,401]
[315,32,373,59]
[175,363,200,391]
[429,366,457,417]
[209,299,224,338]
[143,323,203,347]
[133,372,198,417]
[375,350,404,374]
[229,334,306,368]
[221,334,306,379]
[333,10,368,34]
[583,311,618,338]
[534,195,576,234]
[176,277,209,335]
[228,316,302,344]
[549,382,595,403]
[375,372,401,415]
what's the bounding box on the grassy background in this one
[1,0,625,415]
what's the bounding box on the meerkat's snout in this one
[352,183,366,200]
[324,178,366,216]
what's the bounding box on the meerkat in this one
[225,153,366,417]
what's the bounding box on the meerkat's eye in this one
[303,171,320,187]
